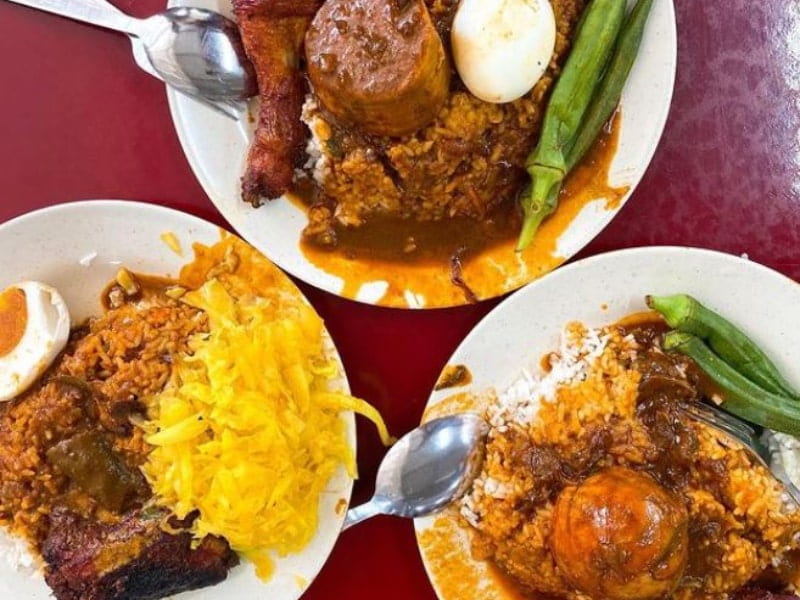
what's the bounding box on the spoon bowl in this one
[344,414,489,529]
[139,7,258,101]
[7,0,257,109]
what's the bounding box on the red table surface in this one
[1,1,799,598]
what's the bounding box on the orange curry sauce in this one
[296,111,627,307]
[418,516,531,600]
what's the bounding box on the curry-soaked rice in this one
[461,323,800,600]
[302,0,588,242]
[0,293,208,546]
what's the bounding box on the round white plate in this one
[0,200,355,600]
[415,246,800,600]
[167,0,677,308]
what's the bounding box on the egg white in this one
[452,0,557,104]
[0,282,71,402]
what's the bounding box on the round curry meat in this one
[306,0,450,138]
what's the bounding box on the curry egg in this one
[451,0,557,104]
[0,282,71,402]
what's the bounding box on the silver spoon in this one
[75,0,161,82]
[343,414,489,530]
[6,0,256,113]
[93,0,247,118]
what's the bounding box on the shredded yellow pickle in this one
[142,237,392,580]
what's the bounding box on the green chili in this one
[664,332,800,436]
[649,294,800,400]
[516,0,626,252]
[566,0,654,171]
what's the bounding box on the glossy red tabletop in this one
[1,2,799,599]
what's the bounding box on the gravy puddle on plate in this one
[297,112,627,307]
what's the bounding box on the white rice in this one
[461,325,616,527]
[0,527,39,576]
[78,251,98,267]
[487,326,611,429]
[300,96,329,185]
[766,431,800,491]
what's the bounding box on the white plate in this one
[415,246,800,600]
[0,200,355,600]
[167,0,677,308]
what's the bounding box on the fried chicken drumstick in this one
[232,0,323,205]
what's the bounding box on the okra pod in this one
[517,0,626,251]
[649,294,800,400]
[664,332,800,437]
[566,0,654,171]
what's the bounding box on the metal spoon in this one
[343,414,489,530]
[6,0,256,112]
[111,0,246,119]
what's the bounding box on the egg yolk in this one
[0,288,27,358]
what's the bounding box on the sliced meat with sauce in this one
[42,508,238,600]
[306,0,450,137]
[46,430,149,514]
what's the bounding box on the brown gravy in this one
[295,110,627,306]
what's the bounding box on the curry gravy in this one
[296,110,627,306]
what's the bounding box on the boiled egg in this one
[0,282,71,402]
[451,0,557,104]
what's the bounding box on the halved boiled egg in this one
[0,282,71,402]
[451,0,557,104]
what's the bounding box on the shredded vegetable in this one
[142,237,392,580]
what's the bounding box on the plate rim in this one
[425,245,798,390]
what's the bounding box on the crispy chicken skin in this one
[233,0,323,205]
[551,467,689,600]
[42,508,238,600]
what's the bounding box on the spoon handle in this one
[343,499,386,531]
[6,0,141,36]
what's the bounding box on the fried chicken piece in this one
[42,508,238,600]
[233,0,323,205]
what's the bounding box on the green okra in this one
[664,332,800,437]
[566,0,655,171]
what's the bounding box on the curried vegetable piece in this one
[566,0,654,170]
[517,0,625,252]
[47,431,148,513]
[306,0,450,137]
[649,294,800,399]
[664,332,800,436]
